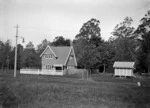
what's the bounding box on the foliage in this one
[97,42,115,72]
[36,39,51,54]
[0,40,5,69]
[10,44,24,70]
[0,40,24,70]
[52,36,70,46]
[135,10,150,73]
[74,18,105,72]
[26,41,34,49]
[22,41,39,68]
[0,40,12,70]
[111,17,135,61]
[136,10,150,34]
[112,17,134,38]
[75,18,102,47]
[73,38,88,68]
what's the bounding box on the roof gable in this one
[113,61,135,68]
[65,47,77,66]
[40,46,57,57]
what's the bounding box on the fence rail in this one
[20,69,59,75]
[65,69,87,75]
[20,69,41,74]
[20,68,88,77]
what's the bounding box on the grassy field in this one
[0,70,150,108]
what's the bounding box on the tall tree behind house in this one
[111,17,135,61]
[74,18,108,73]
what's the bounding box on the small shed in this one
[113,61,135,77]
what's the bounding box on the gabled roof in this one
[113,61,135,69]
[40,46,57,57]
[51,46,71,65]
[40,46,77,66]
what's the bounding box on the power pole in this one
[70,40,73,47]
[14,24,19,78]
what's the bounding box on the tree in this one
[104,40,116,73]
[112,17,134,38]
[111,17,135,61]
[74,18,105,77]
[95,42,116,73]
[36,39,51,54]
[9,44,23,70]
[73,38,88,68]
[22,42,39,68]
[26,41,34,49]
[75,18,103,47]
[75,43,100,77]
[135,10,150,73]
[52,36,70,46]
[0,40,12,70]
[0,40,4,69]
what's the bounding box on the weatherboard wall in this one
[114,68,134,77]
[41,47,55,70]
[113,62,135,77]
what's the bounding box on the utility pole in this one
[70,40,73,47]
[14,24,25,78]
[14,24,19,78]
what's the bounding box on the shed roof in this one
[113,61,135,69]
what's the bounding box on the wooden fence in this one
[20,69,63,76]
[20,68,89,77]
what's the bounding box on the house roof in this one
[113,61,135,69]
[40,46,77,66]
[51,46,71,65]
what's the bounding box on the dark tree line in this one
[0,10,150,74]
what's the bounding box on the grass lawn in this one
[0,70,150,108]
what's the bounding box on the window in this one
[55,66,62,72]
[46,65,52,70]
[45,54,53,59]
[69,55,74,60]
[56,67,62,70]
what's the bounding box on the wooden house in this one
[40,46,77,75]
[113,61,135,77]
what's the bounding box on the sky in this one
[0,0,150,47]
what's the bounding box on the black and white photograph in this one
[0,0,150,107]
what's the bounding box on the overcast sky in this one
[0,0,150,47]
